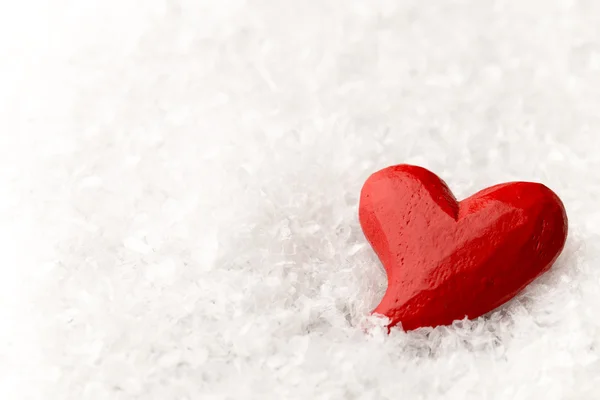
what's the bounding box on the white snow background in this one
[1,0,600,399]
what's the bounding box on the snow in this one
[1,0,600,398]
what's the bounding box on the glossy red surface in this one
[359,165,568,331]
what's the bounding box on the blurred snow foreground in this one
[2,0,600,399]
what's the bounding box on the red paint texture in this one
[359,165,568,331]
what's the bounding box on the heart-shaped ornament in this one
[359,165,568,331]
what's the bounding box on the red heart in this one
[359,165,568,331]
